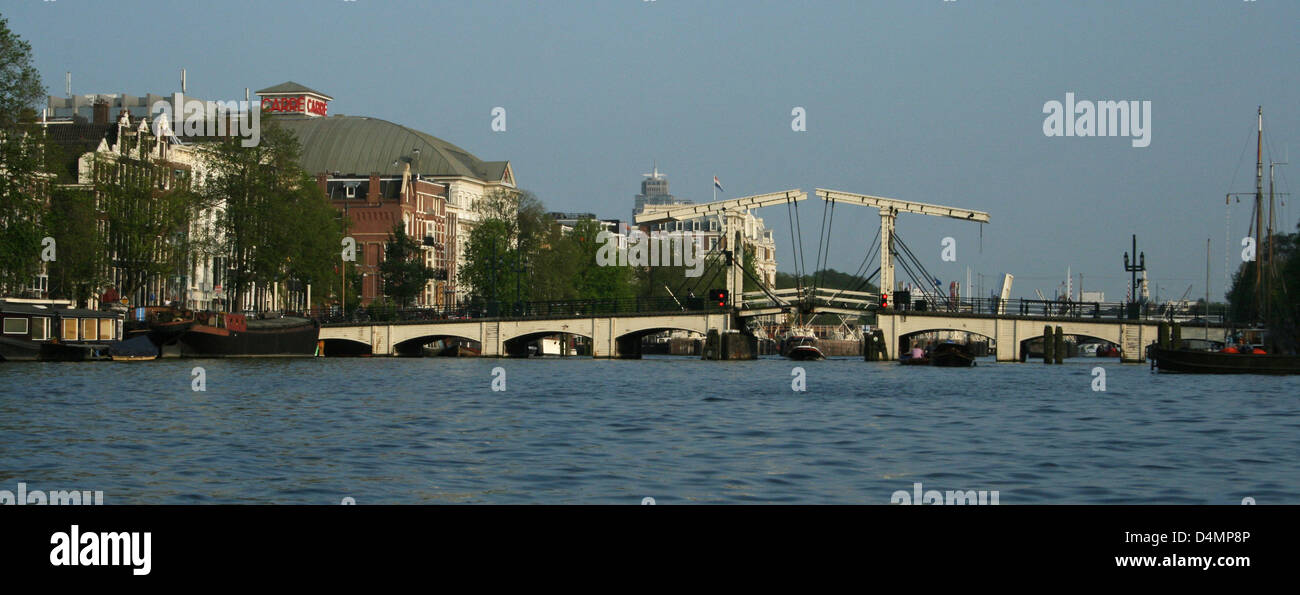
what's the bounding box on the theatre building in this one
[259,82,516,307]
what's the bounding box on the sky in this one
[8,0,1299,301]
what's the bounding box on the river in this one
[2,356,1296,504]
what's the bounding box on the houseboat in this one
[176,311,320,357]
[0,299,122,362]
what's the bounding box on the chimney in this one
[92,98,109,125]
[367,173,381,205]
[315,173,329,194]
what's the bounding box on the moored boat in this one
[0,299,122,362]
[176,312,320,357]
[124,306,195,347]
[109,334,160,361]
[1152,347,1300,375]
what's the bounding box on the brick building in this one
[263,82,515,307]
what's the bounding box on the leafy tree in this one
[196,119,341,311]
[776,268,878,293]
[528,221,580,301]
[461,188,549,303]
[0,15,46,293]
[1226,224,1299,351]
[271,170,345,307]
[461,217,517,303]
[44,186,106,303]
[570,218,633,300]
[93,154,196,304]
[379,223,436,307]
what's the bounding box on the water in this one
[1,356,1297,504]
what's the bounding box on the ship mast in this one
[1254,107,1265,323]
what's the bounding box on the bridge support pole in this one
[879,208,896,295]
[723,211,745,317]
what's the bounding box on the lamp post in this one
[1122,234,1145,319]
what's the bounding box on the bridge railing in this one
[306,296,722,324]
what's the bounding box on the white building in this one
[631,165,777,288]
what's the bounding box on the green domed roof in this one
[274,115,508,181]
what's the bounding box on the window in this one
[99,318,114,340]
[62,319,79,341]
[82,319,98,341]
[31,317,49,340]
[3,317,28,335]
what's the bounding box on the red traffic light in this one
[708,289,728,307]
[879,292,888,309]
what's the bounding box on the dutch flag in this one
[713,176,724,192]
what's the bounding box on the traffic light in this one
[708,289,728,307]
[879,292,888,309]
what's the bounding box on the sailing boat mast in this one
[1254,107,1265,322]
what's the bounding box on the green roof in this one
[274,115,509,181]
[255,81,333,99]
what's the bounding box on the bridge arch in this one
[321,337,373,357]
[392,332,482,357]
[502,329,593,357]
[1014,331,1120,362]
[612,326,710,359]
[897,327,996,359]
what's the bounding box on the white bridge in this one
[323,185,1229,362]
[320,310,730,357]
[875,310,1228,363]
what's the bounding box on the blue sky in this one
[8,0,1298,300]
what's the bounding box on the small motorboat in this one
[784,335,825,361]
[930,341,976,367]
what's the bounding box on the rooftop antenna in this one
[644,160,663,180]
[181,68,187,94]
[65,72,71,98]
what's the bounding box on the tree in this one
[569,218,633,300]
[1226,224,1299,351]
[44,186,106,303]
[461,217,516,303]
[379,223,436,307]
[269,170,345,308]
[0,15,46,293]
[94,154,196,304]
[196,119,341,311]
[461,188,550,303]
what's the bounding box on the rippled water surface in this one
[2,356,1297,504]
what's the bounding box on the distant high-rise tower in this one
[633,161,690,218]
